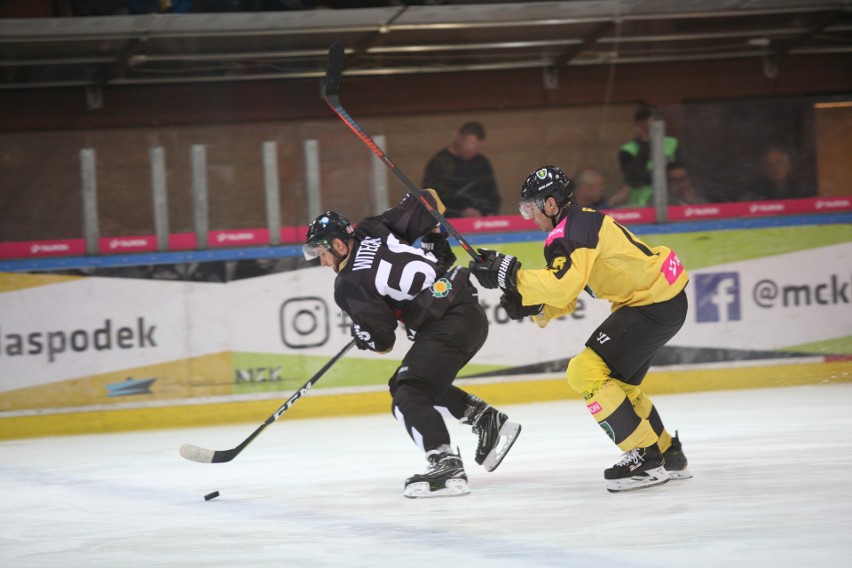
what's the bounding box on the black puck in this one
[204,491,220,501]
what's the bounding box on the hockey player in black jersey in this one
[303,189,521,498]
[468,166,691,493]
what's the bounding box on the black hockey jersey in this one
[333,192,475,352]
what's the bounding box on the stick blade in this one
[324,42,345,100]
[180,443,241,464]
[179,443,216,464]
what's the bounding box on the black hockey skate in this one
[604,444,669,493]
[463,394,521,472]
[663,431,692,480]
[404,445,470,499]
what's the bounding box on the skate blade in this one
[403,478,470,499]
[482,421,522,473]
[666,467,693,480]
[606,466,670,493]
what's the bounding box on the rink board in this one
[1,216,850,439]
[2,358,849,440]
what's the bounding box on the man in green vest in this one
[611,105,682,207]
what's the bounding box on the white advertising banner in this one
[684,242,851,349]
[0,277,228,391]
[1,239,849,397]
[227,266,612,365]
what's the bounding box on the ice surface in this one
[2,384,851,567]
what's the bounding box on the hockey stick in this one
[179,339,356,464]
[323,42,483,263]
[324,43,595,298]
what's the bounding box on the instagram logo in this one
[280,297,329,348]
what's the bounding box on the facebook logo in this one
[695,272,741,322]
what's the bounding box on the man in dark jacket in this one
[422,122,501,218]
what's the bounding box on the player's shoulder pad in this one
[563,206,603,249]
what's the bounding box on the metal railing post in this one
[650,119,668,223]
[80,148,99,255]
[150,146,169,251]
[371,134,389,213]
[191,144,209,249]
[263,141,281,246]
[304,139,321,222]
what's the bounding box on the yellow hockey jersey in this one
[516,204,688,326]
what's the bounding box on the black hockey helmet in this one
[303,211,354,260]
[519,166,574,220]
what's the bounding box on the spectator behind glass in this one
[666,163,707,205]
[741,145,816,201]
[421,121,501,218]
[609,104,683,208]
[573,167,610,209]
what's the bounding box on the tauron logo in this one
[695,272,741,322]
[30,243,70,254]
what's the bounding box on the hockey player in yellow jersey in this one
[469,165,692,493]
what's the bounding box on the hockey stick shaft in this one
[324,42,482,263]
[324,44,595,298]
[179,339,356,464]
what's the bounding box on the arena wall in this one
[1,215,850,440]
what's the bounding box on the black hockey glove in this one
[350,323,374,351]
[469,248,519,291]
[500,290,543,321]
[421,232,457,270]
